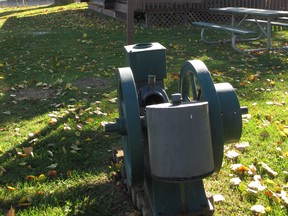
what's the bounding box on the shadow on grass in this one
[0,98,130,214]
[0,178,133,215]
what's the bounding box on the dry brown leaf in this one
[250,204,265,213]
[230,164,249,173]
[23,147,33,156]
[5,206,15,216]
[230,177,242,186]
[235,142,250,151]
[260,162,278,177]
[47,170,57,176]
[213,194,225,202]
[226,150,240,159]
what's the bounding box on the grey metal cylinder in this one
[146,101,214,181]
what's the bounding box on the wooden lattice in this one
[145,10,232,27]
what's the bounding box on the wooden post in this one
[127,0,134,45]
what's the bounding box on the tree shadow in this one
[0,178,134,215]
[0,98,130,214]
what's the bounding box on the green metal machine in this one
[105,42,248,215]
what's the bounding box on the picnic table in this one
[193,7,288,52]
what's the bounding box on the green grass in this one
[0,3,288,215]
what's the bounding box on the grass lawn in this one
[0,3,288,215]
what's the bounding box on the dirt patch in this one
[73,78,110,89]
[16,88,56,101]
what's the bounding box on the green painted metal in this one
[118,67,144,186]
[214,83,242,143]
[106,44,244,215]
[179,60,224,172]
[125,43,167,82]
[144,176,213,215]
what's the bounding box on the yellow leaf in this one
[37,174,46,181]
[7,186,16,191]
[249,74,256,81]
[270,80,275,86]
[86,118,94,123]
[272,194,281,204]
[265,206,271,213]
[49,118,57,125]
[240,81,248,86]
[18,196,28,203]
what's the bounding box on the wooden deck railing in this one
[134,0,288,11]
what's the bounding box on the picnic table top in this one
[210,7,288,17]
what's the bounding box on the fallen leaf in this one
[25,175,36,181]
[28,132,34,137]
[47,163,58,169]
[265,189,273,197]
[226,150,240,159]
[62,146,67,154]
[47,150,53,157]
[248,181,266,191]
[7,186,16,191]
[47,170,57,176]
[5,206,14,216]
[18,196,32,206]
[49,118,57,125]
[260,162,278,177]
[100,121,108,127]
[213,194,225,202]
[86,118,94,123]
[235,142,250,151]
[248,164,257,175]
[36,82,43,87]
[23,147,33,156]
[266,101,274,105]
[251,204,265,213]
[230,177,242,186]
[108,98,117,103]
[37,174,46,181]
[230,164,249,173]
[0,166,7,176]
[17,152,26,157]
[71,144,81,151]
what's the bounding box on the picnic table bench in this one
[193,7,288,52]
[245,19,288,28]
[192,21,257,52]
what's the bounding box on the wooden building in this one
[88,0,288,27]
